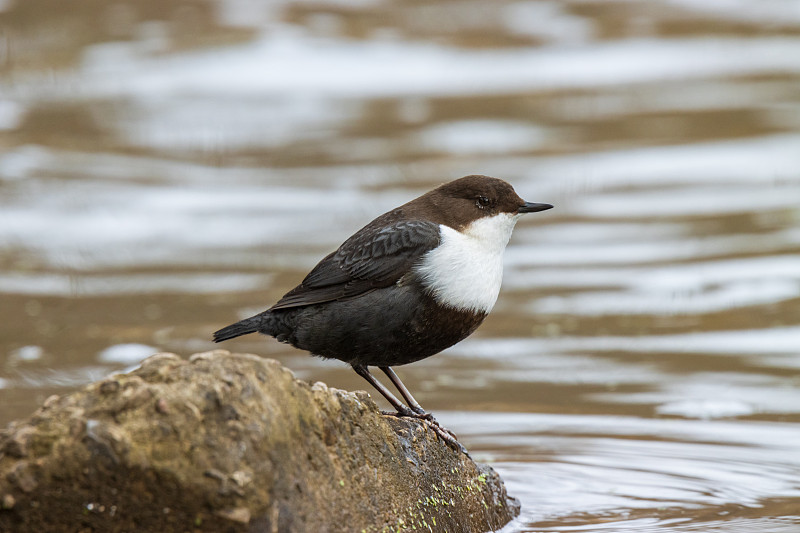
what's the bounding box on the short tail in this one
[213,315,263,343]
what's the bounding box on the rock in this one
[0,350,519,532]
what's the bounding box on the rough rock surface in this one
[0,350,519,532]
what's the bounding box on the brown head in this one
[404,175,552,231]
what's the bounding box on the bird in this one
[213,175,553,452]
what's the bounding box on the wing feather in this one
[269,220,440,311]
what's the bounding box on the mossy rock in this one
[0,351,519,532]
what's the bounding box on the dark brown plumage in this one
[213,175,553,452]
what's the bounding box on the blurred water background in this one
[1,1,800,531]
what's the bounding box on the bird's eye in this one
[476,196,491,209]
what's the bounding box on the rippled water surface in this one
[1,1,799,531]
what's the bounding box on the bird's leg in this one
[379,366,427,416]
[353,365,466,454]
[379,366,459,442]
[352,364,416,417]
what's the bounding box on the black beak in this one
[518,201,553,214]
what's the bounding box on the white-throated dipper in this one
[213,175,552,452]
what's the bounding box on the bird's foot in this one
[381,408,465,454]
[406,407,459,440]
[427,422,468,455]
[381,404,420,418]
[382,406,441,427]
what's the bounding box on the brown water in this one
[2,1,800,531]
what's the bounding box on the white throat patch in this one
[413,212,521,313]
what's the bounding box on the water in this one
[1,1,799,531]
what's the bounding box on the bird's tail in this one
[213,314,263,342]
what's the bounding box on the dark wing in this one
[269,220,441,311]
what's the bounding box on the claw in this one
[404,410,459,440]
[382,410,466,454]
[426,422,468,455]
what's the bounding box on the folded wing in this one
[270,220,441,310]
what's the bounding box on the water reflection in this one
[1,0,799,531]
